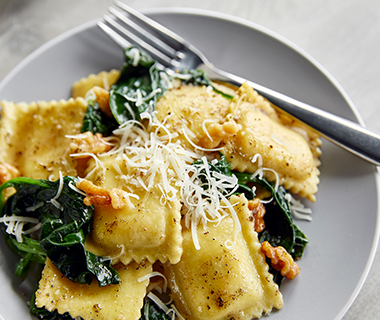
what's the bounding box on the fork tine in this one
[97,20,131,49]
[108,6,179,59]
[102,14,177,67]
[114,0,187,52]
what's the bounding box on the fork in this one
[98,0,380,166]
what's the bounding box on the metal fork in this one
[98,0,380,166]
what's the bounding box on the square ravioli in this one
[83,155,183,265]
[36,259,152,320]
[0,98,87,180]
[163,195,283,320]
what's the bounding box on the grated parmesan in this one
[46,171,64,211]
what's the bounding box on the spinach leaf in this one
[81,99,118,136]
[0,176,120,287]
[109,46,166,124]
[139,298,170,320]
[3,233,46,278]
[292,224,309,260]
[180,68,212,87]
[234,171,308,255]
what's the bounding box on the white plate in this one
[0,8,379,320]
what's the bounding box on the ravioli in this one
[223,83,320,201]
[0,98,87,180]
[36,259,151,320]
[84,155,183,265]
[163,194,283,320]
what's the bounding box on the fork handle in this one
[257,89,380,166]
[206,65,380,166]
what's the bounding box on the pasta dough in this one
[0,98,87,180]
[155,83,231,149]
[36,258,152,320]
[163,194,283,320]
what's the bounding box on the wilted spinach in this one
[109,46,167,124]
[3,233,46,278]
[0,176,120,287]
[139,298,170,320]
[234,171,308,285]
[81,99,118,136]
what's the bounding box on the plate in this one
[0,8,379,320]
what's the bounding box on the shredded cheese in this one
[77,115,244,250]
[201,119,219,142]
[68,181,87,196]
[285,193,313,221]
[100,244,125,263]
[25,202,44,212]
[138,271,168,293]
[0,215,40,243]
[46,171,64,211]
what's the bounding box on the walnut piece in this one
[0,163,20,185]
[76,179,111,206]
[261,241,300,280]
[76,179,131,209]
[69,131,111,156]
[92,86,112,118]
[248,198,266,232]
[109,188,133,209]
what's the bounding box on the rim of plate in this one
[0,7,379,320]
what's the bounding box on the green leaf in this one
[139,298,170,320]
[3,234,46,277]
[81,100,118,136]
[0,176,120,286]
[109,46,165,123]
[242,176,308,286]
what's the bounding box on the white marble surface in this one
[0,0,379,319]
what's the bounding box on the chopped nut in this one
[248,198,266,232]
[261,241,300,280]
[76,179,111,207]
[69,131,111,156]
[109,188,133,209]
[0,163,20,185]
[76,179,131,210]
[92,86,112,118]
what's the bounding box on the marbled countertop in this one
[1,0,379,319]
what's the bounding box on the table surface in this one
[0,0,379,319]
